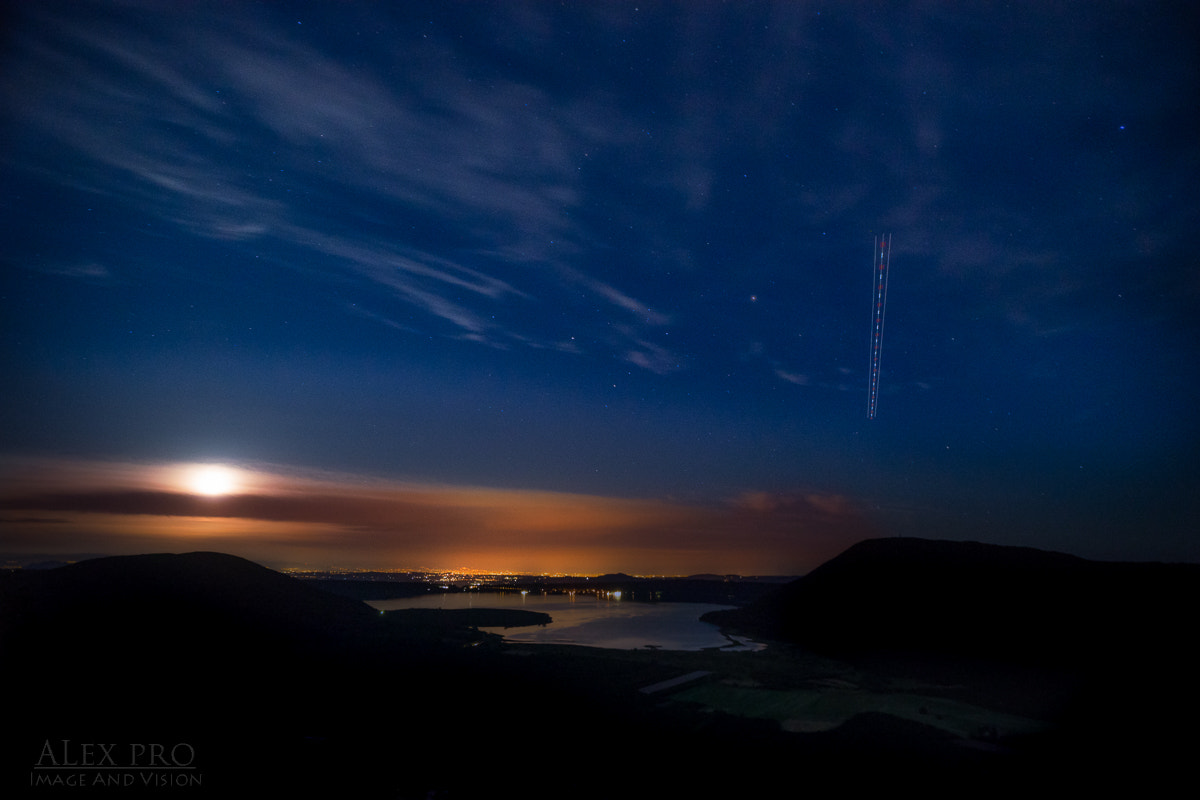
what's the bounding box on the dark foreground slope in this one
[0,553,524,797]
[1,553,860,799]
[703,537,1200,784]
[5,545,1194,798]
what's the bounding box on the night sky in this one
[2,1,1198,574]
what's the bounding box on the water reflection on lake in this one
[368,591,764,651]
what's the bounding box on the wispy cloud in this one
[0,456,873,574]
[7,0,1191,380]
[0,2,691,368]
[22,261,113,281]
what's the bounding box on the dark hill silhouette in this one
[702,537,1200,665]
[0,552,557,796]
[592,572,637,583]
[0,552,411,736]
[702,536,1200,783]
[2,551,376,636]
[0,550,397,684]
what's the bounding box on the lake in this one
[367,591,765,651]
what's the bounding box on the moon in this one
[185,464,241,496]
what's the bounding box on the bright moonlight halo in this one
[185,464,241,496]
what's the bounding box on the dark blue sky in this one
[2,1,1198,571]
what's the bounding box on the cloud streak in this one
[11,1,1190,389]
[1,1,698,370]
[0,457,873,575]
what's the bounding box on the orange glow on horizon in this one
[0,454,877,575]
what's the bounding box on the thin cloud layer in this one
[0,457,872,574]
[3,1,694,371]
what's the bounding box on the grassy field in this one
[668,679,1051,740]
[502,636,1066,756]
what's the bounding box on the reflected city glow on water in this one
[369,592,764,651]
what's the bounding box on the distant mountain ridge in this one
[702,537,1200,665]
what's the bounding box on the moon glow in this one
[185,464,241,496]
